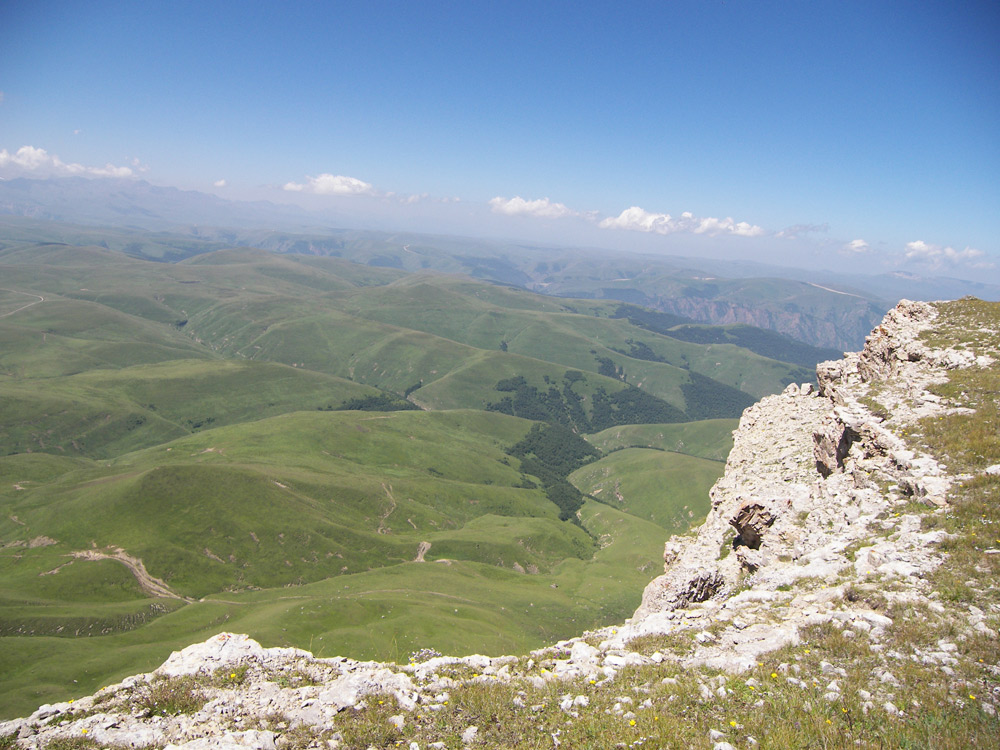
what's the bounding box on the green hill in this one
[570,448,722,533]
[585,419,738,461]
[0,231,823,718]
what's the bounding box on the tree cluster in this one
[506,423,599,521]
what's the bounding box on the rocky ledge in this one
[3,300,997,748]
[616,300,995,662]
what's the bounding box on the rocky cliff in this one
[624,300,992,660]
[646,295,884,353]
[3,300,997,749]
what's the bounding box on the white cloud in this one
[283,173,374,196]
[842,239,870,253]
[0,145,133,178]
[489,195,578,219]
[598,206,764,237]
[599,206,674,233]
[904,239,990,267]
[213,178,227,188]
[88,162,134,177]
[777,223,829,239]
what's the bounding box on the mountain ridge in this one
[3,298,996,748]
[6,182,1000,350]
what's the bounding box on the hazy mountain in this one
[3,176,998,350]
[0,176,323,231]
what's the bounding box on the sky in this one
[1,0,998,280]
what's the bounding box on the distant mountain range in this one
[2,176,999,350]
[2,183,998,716]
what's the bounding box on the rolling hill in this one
[0,225,828,717]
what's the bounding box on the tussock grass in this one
[131,675,205,716]
[313,639,997,749]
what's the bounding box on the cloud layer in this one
[904,240,991,267]
[488,196,577,219]
[283,173,374,195]
[0,145,133,178]
[488,197,764,238]
[598,206,764,237]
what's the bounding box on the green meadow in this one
[0,232,824,719]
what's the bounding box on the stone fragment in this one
[729,502,776,550]
[813,416,854,477]
[461,725,478,744]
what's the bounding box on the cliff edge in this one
[3,300,997,749]
[619,300,993,663]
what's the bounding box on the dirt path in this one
[806,282,866,299]
[414,541,431,562]
[377,483,396,534]
[0,289,45,319]
[71,546,194,602]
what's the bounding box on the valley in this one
[0,227,834,718]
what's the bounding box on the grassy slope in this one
[1,359,381,457]
[569,448,721,533]
[0,240,815,719]
[0,496,669,718]
[585,419,737,461]
[334,275,810,400]
[1,410,595,595]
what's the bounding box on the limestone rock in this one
[729,501,775,549]
[631,299,971,667]
[2,299,991,749]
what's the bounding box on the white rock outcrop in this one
[3,299,995,747]
[612,300,975,664]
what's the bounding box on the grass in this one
[909,300,1000,610]
[0,237,836,723]
[585,418,738,461]
[568,447,720,533]
[131,675,205,716]
[296,633,996,749]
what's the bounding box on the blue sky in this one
[1,0,998,279]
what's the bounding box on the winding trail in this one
[807,282,865,299]
[70,546,194,602]
[0,289,45,318]
[377,483,397,534]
